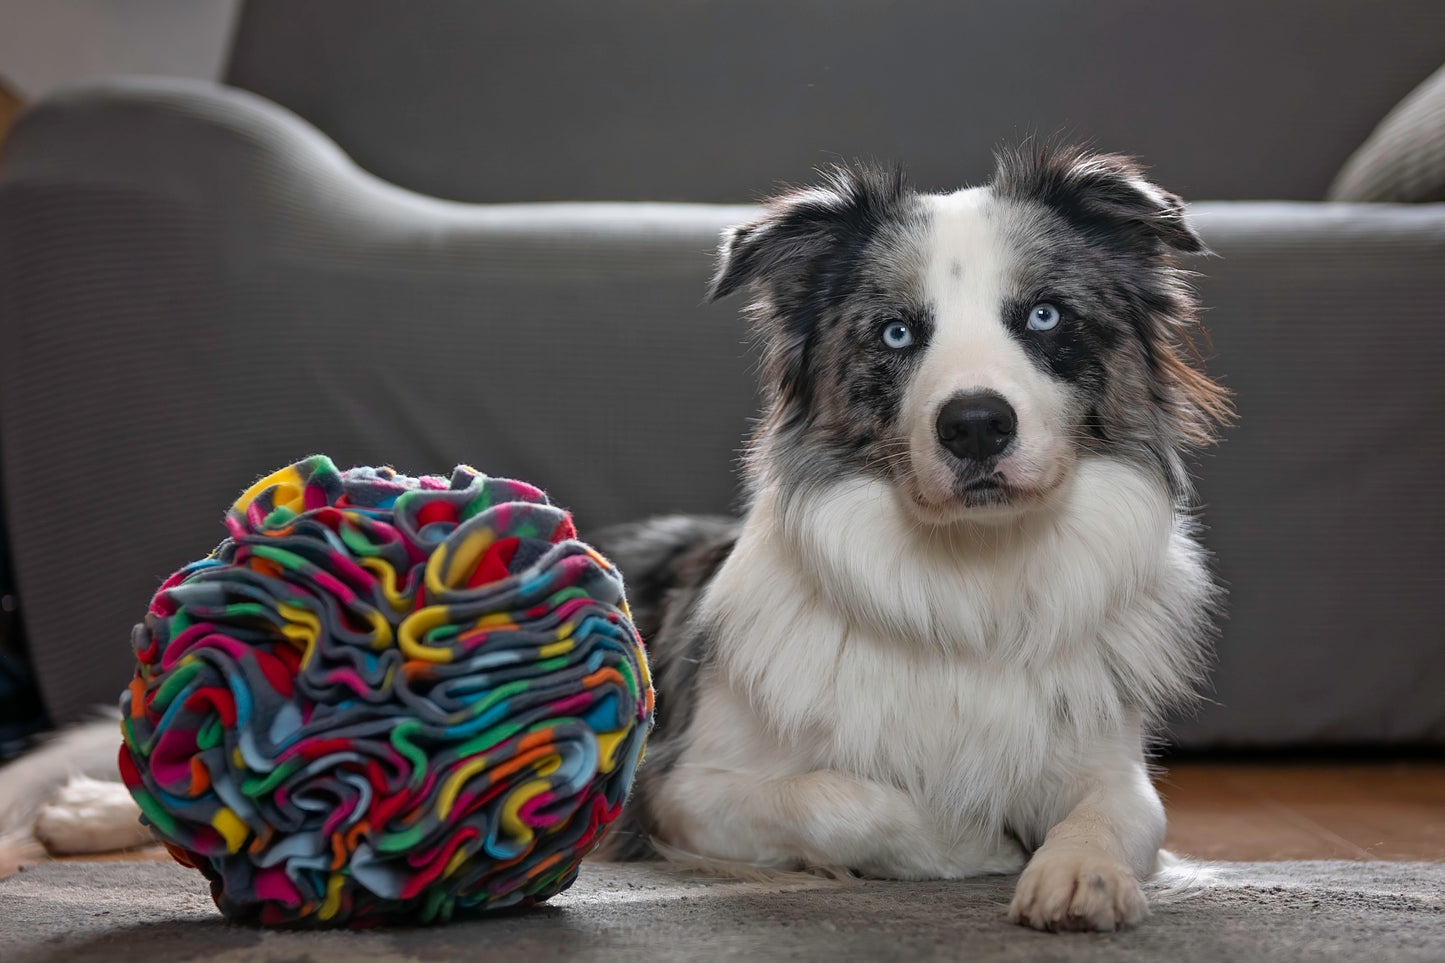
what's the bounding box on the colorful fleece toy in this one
[118,455,652,926]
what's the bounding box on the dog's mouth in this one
[960,475,1005,494]
[955,474,1016,507]
[907,472,1025,520]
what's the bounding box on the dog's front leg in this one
[1007,731,1164,932]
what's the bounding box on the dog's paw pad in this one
[1007,849,1147,932]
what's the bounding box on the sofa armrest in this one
[0,78,759,722]
[1172,201,1445,746]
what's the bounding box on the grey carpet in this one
[1,860,1442,963]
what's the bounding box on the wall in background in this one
[0,0,239,100]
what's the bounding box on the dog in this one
[589,143,1229,932]
[0,143,1226,933]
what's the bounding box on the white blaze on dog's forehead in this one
[911,186,1030,406]
[916,186,1017,359]
[922,187,1008,298]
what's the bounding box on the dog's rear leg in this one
[658,765,1026,879]
[655,765,977,879]
[34,775,150,854]
[650,685,1024,879]
[0,716,149,856]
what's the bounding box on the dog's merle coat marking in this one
[593,516,738,859]
[594,145,1228,928]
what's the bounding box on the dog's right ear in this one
[708,166,908,302]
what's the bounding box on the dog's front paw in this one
[1006,847,1147,932]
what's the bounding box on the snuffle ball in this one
[118,455,652,926]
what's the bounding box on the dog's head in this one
[712,144,1230,524]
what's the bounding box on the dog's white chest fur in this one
[681,457,1208,854]
[766,612,1089,822]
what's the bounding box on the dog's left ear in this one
[995,145,1204,254]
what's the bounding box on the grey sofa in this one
[2,0,1444,747]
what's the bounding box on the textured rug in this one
[1,859,1442,963]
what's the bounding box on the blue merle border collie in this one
[592,144,1230,932]
[0,144,1228,934]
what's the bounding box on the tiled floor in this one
[4,762,1443,881]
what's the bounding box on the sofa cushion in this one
[1328,63,1445,202]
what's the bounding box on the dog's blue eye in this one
[881,321,915,349]
[1027,303,1061,332]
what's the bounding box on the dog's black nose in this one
[936,393,1017,461]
